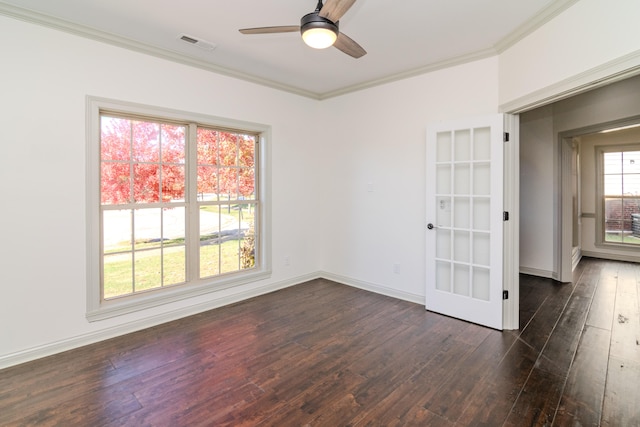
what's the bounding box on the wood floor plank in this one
[602,357,640,426]
[2,258,640,426]
[503,367,566,427]
[554,325,610,427]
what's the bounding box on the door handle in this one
[427,223,434,230]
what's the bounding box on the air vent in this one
[178,34,217,51]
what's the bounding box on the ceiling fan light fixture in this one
[300,13,338,49]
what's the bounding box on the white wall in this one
[0,15,324,366]
[519,105,556,277]
[499,0,640,108]
[317,58,500,302]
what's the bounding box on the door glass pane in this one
[453,231,470,262]
[473,232,490,266]
[436,261,451,292]
[473,127,491,161]
[473,163,490,195]
[436,229,451,260]
[454,130,470,161]
[473,198,490,231]
[436,197,451,227]
[454,164,470,194]
[436,165,451,194]
[472,267,490,301]
[454,197,470,229]
[453,264,470,296]
[437,132,452,162]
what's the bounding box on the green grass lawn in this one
[604,232,640,245]
[103,239,246,299]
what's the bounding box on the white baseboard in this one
[0,273,319,370]
[319,271,425,306]
[581,250,640,263]
[0,272,426,369]
[519,266,555,279]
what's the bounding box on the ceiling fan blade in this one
[319,0,357,22]
[334,32,366,58]
[239,26,300,35]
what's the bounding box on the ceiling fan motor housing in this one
[300,12,339,36]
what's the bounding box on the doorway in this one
[518,74,640,280]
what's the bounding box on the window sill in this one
[86,269,271,322]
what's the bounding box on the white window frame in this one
[595,143,640,250]
[86,96,271,321]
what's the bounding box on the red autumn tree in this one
[101,117,255,205]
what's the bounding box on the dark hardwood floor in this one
[1,257,639,426]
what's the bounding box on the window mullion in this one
[187,123,199,282]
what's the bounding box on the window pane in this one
[220,204,241,274]
[132,121,159,162]
[198,166,218,201]
[165,246,186,284]
[604,152,622,174]
[240,218,256,270]
[623,151,640,174]
[605,198,622,221]
[103,209,133,299]
[135,249,162,292]
[200,206,220,278]
[101,116,131,161]
[605,219,622,243]
[162,164,185,202]
[101,162,131,205]
[220,133,239,166]
[239,168,255,199]
[239,136,256,167]
[103,253,133,299]
[133,163,160,203]
[219,168,239,200]
[103,209,132,253]
[623,174,640,195]
[161,124,185,164]
[197,128,219,165]
[604,174,622,196]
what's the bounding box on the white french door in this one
[426,114,505,330]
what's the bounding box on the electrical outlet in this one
[284,255,291,266]
[393,263,400,274]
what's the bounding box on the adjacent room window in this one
[87,98,270,320]
[597,144,640,246]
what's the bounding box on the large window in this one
[87,98,270,320]
[597,144,640,246]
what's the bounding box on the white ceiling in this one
[0,0,577,99]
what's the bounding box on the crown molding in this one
[494,0,580,54]
[500,49,640,113]
[0,2,322,100]
[319,48,498,99]
[0,0,581,101]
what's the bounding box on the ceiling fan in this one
[239,0,366,59]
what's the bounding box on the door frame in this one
[501,58,640,291]
[503,115,520,330]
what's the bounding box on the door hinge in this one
[503,211,509,221]
[504,132,510,142]
[503,290,509,300]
